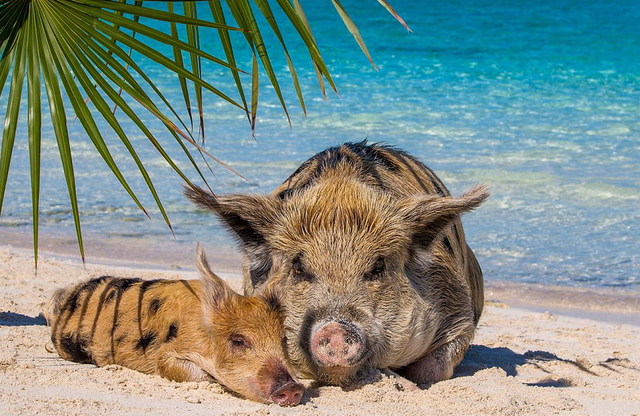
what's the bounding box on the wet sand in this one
[1,236,639,415]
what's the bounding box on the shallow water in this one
[1,0,638,288]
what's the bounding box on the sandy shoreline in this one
[1,243,639,415]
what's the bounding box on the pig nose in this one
[270,381,304,406]
[310,320,364,367]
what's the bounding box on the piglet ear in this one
[196,244,234,311]
[400,185,489,249]
[185,184,281,248]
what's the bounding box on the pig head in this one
[187,142,488,387]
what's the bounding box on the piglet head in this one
[196,246,303,406]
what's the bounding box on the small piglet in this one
[44,246,303,406]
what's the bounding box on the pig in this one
[44,246,304,406]
[185,141,489,387]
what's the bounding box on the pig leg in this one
[400,335,470,384]
[156,352,213,382]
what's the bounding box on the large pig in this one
[186,141,488,387]
[44,247,304,406]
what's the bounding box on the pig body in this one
[187,141,488,387]
[44,248,303,406]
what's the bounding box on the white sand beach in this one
[1,243,639,416]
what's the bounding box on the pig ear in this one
[400,185,489,249]
[196,244,235,310]
[185,185,280,248]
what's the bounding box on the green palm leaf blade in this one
[69,20,196,141]
[96,21,245,111]
[208,1,251,128]
[0,0,28,59]
[0,46,14,96]
[291,0,328,99]
[76,0,243,32]
[209,1,250,125]
[183,1,205,141]
[58,1,248,182]
[253,0,306,116]
[377,0,411,32]
[273,0,337,94]
[35,7,85,262]
[167,2,194,131]
[27,6,42,267]
[108,0,143,116]
[330,0,376,69]
[70,27,231,188]
[71,31,212,190]
[226,0,291,125]
[0,29,25,217]
[251,52,259,130]
[40,2,150,217]
[52,22,176,234]
[62,1,243,74]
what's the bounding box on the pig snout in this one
[270,381,304,406]
[310,320,364,367]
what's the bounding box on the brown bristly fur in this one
[186,141,489,387]
[44,247,302,405]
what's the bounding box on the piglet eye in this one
[365,256,385,281]
[229,334,251,349]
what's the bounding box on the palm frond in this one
[0,0,407,263]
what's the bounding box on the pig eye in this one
[364,256,385,281]
[229,334,251,349]
[291,253,312,282]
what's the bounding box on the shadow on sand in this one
[0,311,47,326]
[454,345,597,379]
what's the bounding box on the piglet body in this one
[44,248,303,406]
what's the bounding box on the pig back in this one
[48,276,204,372]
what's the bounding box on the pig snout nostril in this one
[310,321,364,367]
[270,382,304,406]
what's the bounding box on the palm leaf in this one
[0,0,407,263]
[26,6,42,267]
[330,0,376,69]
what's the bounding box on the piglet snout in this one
[270,381,304,406]
[310,320,364,367]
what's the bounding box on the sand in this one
[1,244,639,416]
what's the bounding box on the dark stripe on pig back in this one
[89,278,141,343]
[100,278,143,362]
[137,280,162,341]
[52,276,113,348]
[61,276,112,315]
[109,283,126,362]
[104,278,143,304]
[277,141,451,201]
[389,149,449,197]
[277,141,401,199]
[178,280,200,302]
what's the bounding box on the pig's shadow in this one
[454,345,525,377]
[454,345,596,379]
[0,311,47,326]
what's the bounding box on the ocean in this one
[1,0,638,289]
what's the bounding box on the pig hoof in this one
[270,382,304,406]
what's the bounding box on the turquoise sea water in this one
[1,0,638,288]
